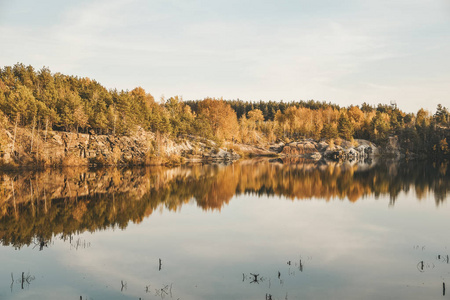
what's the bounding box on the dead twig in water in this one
[17,272,35,290]
[155,284,170,298]
[417,261,424,272]
[250,273,260,284]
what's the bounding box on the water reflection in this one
[0,159,448,248]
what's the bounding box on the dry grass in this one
[61,152,89,167]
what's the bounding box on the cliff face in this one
[0,127,241,167]
[0,127,155,166]
[0,123,382,168]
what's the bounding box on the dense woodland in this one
[0,63,449,159]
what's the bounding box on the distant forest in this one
[0,63,449,159]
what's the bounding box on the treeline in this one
[0,63,240,141]
[0,63,449,158]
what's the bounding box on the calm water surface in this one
[0,159,449,299]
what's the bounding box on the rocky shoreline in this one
[275,139,379,161]
[0,126,382,168]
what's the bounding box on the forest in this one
[0,63,449,159]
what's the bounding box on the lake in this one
[0,158,449,300]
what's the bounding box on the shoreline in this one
[0,126,406,170]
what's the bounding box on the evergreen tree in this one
[337,113,354,140]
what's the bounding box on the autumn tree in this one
[274,109,287,138]
[247,109,264,130]
[370,112,391,144]
[197,98,239,141]
[347,106,364,132]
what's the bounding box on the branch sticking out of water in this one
[417,261,424,272]
[250,273,260,284]
[121,280,127,291]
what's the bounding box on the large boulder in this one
[203,148,241,162]
[269,142,285,153]
[322,139,379,161]
[281,141,318,156]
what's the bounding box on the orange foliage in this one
[197,98,239,141]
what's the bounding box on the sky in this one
[0,0,449,113]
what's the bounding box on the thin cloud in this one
[0,0,448,112]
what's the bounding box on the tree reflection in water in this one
[0,159,448,248]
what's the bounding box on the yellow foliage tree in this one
[197,98,239,141]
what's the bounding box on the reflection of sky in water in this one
[1,190,449,300]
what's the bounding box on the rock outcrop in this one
[281,140,319,157]
[202,148,240,162]
[265,138,378,161]
[0,124,380,168]
[0,127,240,167]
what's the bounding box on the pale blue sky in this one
[1,0,449,113]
